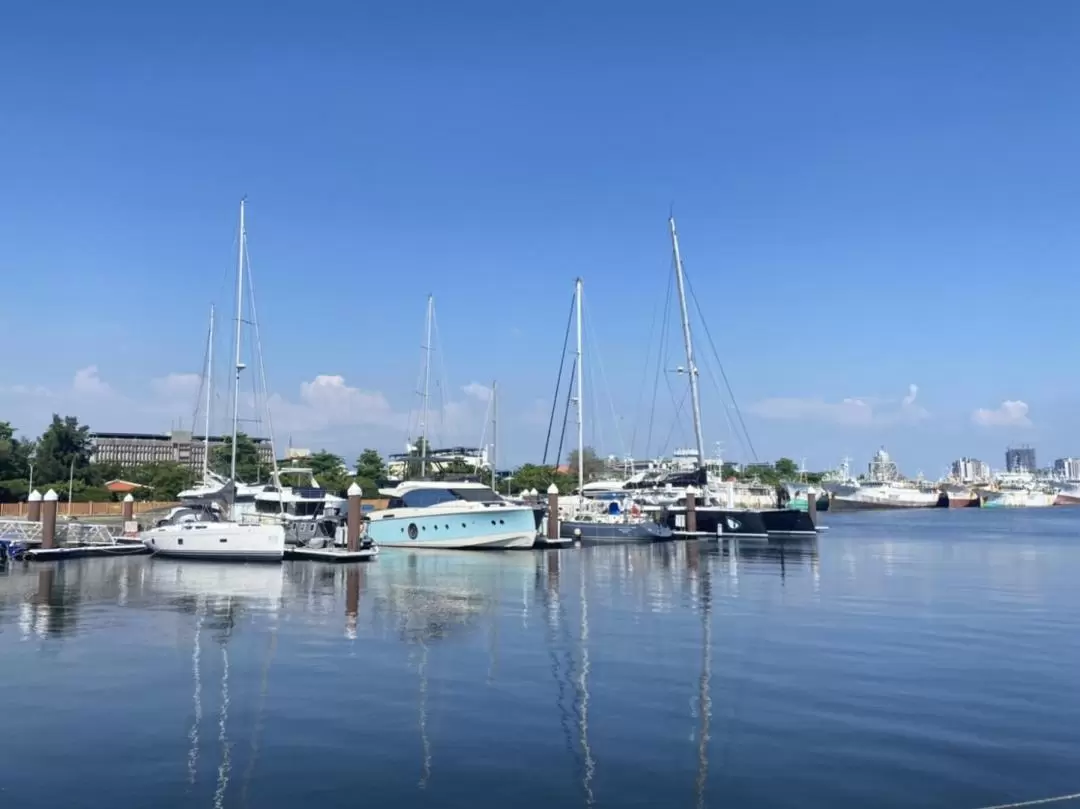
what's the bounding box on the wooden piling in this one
[27,489,42,522]
[686,485,698,534]
[346,482,363,552]
[807,487,818,527]
[41,489,59,549]
[345,568,360,637]
[546,483,560,541]
[121,493,134,522]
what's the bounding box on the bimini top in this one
[378,480,493,497]
[378,480,508,510]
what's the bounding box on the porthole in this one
[407,523,419,540]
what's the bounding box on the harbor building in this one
[89,430,274,471]
[1054,457,1080,479]
[951,457,991,483]
[1005,445,1036,474]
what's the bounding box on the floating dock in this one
[21,543,151,561]
[284,546,379,563]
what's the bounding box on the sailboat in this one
[141,199,286,561]
[655,217,818,539]
[558,278,672,543]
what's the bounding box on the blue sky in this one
[3,0,1079,475]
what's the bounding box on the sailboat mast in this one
[669,217,706,468]
[575,278,584,492]
[230,199,246,483]
[491,379,498,490]
[202,304,215,479]
[420,294,433,477]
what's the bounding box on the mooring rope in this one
[971,793,1080,809]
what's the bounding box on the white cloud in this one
[2,368,513,455]
[72,365,112,396]
[972,400,1031,428]
[151,372,202,400]
[750,384,929,426]
[462,382,493,402]
[268,375,404,434]
[7,384,51,397]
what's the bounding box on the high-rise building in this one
[1054,458,1080,479]
[951,457,991,482]
[1005,445,1036,474]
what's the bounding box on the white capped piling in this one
[41,489,59,549]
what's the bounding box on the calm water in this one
[2,508,1079,809]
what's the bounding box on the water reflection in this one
[1,518,1078,809]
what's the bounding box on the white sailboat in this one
[142,199,286,561]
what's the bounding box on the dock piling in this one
[27,489,42,522]
[346,482,363,552]
[807,488,818,527]
[41,489,59,549]
[686,485,698,534]
[121,493,134,523]
[546,483,560,542]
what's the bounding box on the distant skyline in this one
[3,1,1080,473]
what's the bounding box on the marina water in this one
[2,508,1079,809]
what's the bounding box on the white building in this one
[951,457,991,483]
[1054,457,1080,479]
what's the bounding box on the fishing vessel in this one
[830,481,944,511]
[941,483,980,508]
[980,488,1056,508]
[366,481,537,549]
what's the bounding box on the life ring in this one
[407,523,419,540]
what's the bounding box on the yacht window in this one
[400,489,458,508]
[448,487,500,503]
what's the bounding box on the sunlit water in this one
[2,508,1079,809]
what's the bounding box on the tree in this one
[131,461,197,501]
[509,463,574,495]
[34,415,91,486]
[308,450,346,480]
[774,457,800,479]
[0,421,34,483]
[355,449,386,482]
[566,446,605,487]
[210,432,265,483]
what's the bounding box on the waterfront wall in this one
[0,498,391,518]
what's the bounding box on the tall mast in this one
[420,294,433,477]
[575,278,584,493]
[230,198,246,483]
[202,304,215,479]
[491,379,498,490]
[669,216,706,468]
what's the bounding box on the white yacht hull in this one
[141,522,286,561]
[376,530,535,550]
[366,502,538,550]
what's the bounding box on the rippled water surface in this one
[2,508,1079,809]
